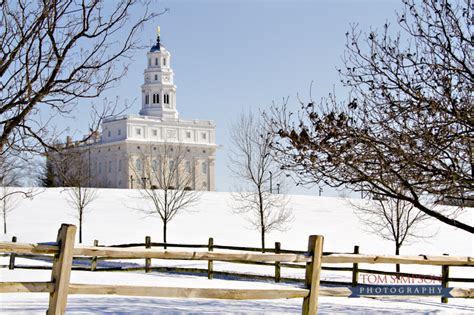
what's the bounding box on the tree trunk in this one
[79,211,83,244]
[258,190,265,252]
[3,199,6,234]
[3,211,6,234]
[163,221,167,249]
[395,244,400,273]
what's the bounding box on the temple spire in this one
[156,25,161,50]
[140,26,177,119]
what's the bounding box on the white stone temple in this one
[53,27,217,191]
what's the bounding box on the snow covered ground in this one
[1,267,473,314]
[0,188,473,313]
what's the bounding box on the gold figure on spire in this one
[156,25,160,36]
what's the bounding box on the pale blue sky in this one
[64,0,402,195]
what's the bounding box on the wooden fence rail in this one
[3,237,473,291]
[1,224,473,314]
[0,224,324,314]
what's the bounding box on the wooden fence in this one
[5,235,473,291]
[1,224,473,314]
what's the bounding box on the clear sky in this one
[64,0,402,195]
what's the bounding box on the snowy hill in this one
[1,188,473,314]
[4,188,472,256]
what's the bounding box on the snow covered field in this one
[1,266,473,314]
[1,188,473,313]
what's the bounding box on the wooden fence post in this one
[208,237,214,280]
[302,235,324,315]
[8,236,17,270]
[275,242,281,283]
[47,224,76,315]
[441,253,449,304]
[352,245,359,287]
[145,236,151,273]
[91,240,98,271]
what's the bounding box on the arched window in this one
[155,58,158,66]
[201,162,207,174]
[156,94,160,103]
[152,94,156,104]
[118,159,122,172]
[163,58,167,66]
[185,161,191,173]
[169,160,175,172]
[136,159,142,172]
[152,160,158,171]
[145,94,149,105]
[98,162,102,174]
[108,161,112,173]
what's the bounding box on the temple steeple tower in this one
[139,26,178,120]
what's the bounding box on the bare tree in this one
[0,153,35,234]
[352,194,432,272]
[130,143,201,246]
[0,1,164,155]
[64,186,98,244]
[49,148,98,243]
[230,111,293,251]
[267,0,473,233]
[0,186,23,235]
[0,166,24,235]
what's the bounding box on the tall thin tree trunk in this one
[395,244,400,273]
[79,210,83,244]
[164,192,168,249]
[259,190,265,252]
[3,198,6,234]
[3,211,6,234]
[163,221,167,249]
